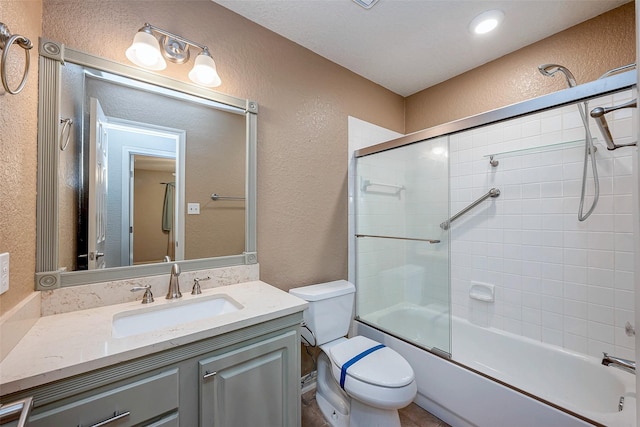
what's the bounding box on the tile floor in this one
[301,390,451,427]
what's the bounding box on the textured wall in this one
[39,0,405,296]
[405,2,636,133]
[0,2,41,315]
[0,1,635,317]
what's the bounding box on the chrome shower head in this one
[538,63,577,88]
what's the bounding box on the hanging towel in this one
[162,182,175,232]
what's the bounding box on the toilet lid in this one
[329,336,414,388]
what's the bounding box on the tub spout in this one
[602,352,635,374]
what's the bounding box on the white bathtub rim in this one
[356,303,636,426]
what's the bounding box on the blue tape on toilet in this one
[339,344,385,389]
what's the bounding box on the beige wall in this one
[134,169,176,264]
[0,1,42,315]
[39,1,404,295]
[406,2,636,133]
[0,1,635,316]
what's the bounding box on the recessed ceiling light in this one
[352,0,380,9]
[469,10,504,35]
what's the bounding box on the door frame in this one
[104,118,186,265]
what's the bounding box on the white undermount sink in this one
[112,294,242,338]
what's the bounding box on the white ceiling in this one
[212,0,630,96]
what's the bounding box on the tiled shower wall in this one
[350,89,636,361]
[449,89,636,360]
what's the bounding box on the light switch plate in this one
[187,203,200,215]
[0,252,9,295]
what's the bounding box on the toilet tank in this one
[289,280,355,346]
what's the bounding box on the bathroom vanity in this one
[0,281,306,426]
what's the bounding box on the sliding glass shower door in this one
[354,136,450,355]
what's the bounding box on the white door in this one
[88,98,108,269]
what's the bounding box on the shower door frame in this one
[356,71,635,158]
[353,69,636,357]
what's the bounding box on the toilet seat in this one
[326,336,417,410]
[329,336,414,388]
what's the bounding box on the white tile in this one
[615,251,635,272]
[564,299,587,319]
[564,282,588,302]
[564,316,588,336]
[564,265,587,284]
[614,214,634,233]
[542,328,564,347]
[588,321,614,344]
[587,286,614,307]
[541,182,563,197]
[541,263,563,281]
[522,291,541,310]
[614,233,635,252]
[614,270,634,291]
[542,279,563,297]
[522,324,542,341]
[522,182,541,197]
[542,295,563,314]
[587,303,614,325]
[564,333,588,354]
[588,250,615,269]
[586,267,614,288]
[563,248,587,266]
[615,290,635,312]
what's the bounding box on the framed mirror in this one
[35,39,257,289]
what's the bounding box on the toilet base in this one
[316,392,349,427]
[350,399,401,427]
[315,350,402,427]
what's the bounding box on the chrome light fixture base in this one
[161,35,190,64]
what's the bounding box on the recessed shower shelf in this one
[483,138,599,160]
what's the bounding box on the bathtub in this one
[356,303,636,427]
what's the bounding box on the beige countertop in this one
[0,281,307,395]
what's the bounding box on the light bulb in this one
[125,29,166,70]
[188,52,221,87]
[469,10,504,35]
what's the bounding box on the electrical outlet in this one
[0,253,9,295]
[187,203,200,215]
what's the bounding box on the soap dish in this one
[469,281,495,302]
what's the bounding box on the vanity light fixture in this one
[469,10,504,35]
[126,23,221,87]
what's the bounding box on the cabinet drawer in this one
[28,369,179,427]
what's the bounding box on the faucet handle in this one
[192,276,211,295]
[131,285,154,304]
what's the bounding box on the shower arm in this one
[590,99,638,150]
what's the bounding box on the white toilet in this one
[290,280,417,427]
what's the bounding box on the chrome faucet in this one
[166,263,182,299]
[602,352,635,374]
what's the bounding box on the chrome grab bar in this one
[440,188,500,230]
[0,396,33,427]
[211,193,245,201]
[355,234,440,244]
[590,99,637,150]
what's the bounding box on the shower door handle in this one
[590,99,637,150]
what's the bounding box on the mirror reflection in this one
[58,62,246,272]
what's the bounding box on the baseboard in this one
[301,371,317,394]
